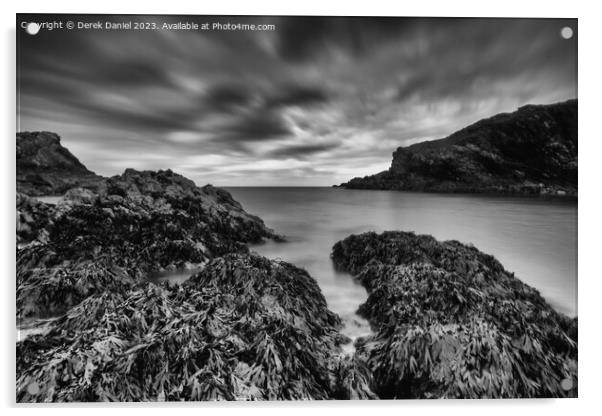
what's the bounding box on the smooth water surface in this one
[226,187,577,334]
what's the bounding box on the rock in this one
[17,166,281,280]
[17,256,135,319]
[16,150,284,329]
[331,231,578,398]
[16,133,369,403]
[61,187,98,205]
[16,254,373,401]
[17,131,105,196]
[338,100,577,197]
[16,193,54,245]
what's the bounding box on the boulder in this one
[332,231,577,398]
[17,254,373,401]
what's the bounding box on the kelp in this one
[17,256,136,319]
[17,193,53,245]
[332,355,378,400]
[17,254,374,402]
[332,231,577,398]
[16,169,282,322]
[18,169,279,274]
[17,170,366,402]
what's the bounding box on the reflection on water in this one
[227,187,578,327]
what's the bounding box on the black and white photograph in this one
[14,13,578,402]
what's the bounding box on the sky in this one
[17,15,577,186]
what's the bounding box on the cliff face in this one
[338,99,577,196]
[17,131,104,196]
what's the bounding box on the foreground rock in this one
[17,193,53,245]
[16,161,376,401]
[332,231,577,398]
[337,100,577,197]
[17,168,279,320]
[17,254,375,401]
[17,132,104,196]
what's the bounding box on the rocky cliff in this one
[17,131,104,196]
[338,100,577,196]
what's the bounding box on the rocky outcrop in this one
[17,131,105,196]
[16,167,281,319]
[332,231,577,398]
[17,193,53,245]
[338,100,577,196]
[16,149,378,400]
[17,253,375,401]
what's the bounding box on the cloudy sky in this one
[17,15,577,186]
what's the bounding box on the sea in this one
[226,187,578,344]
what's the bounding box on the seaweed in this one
[332,231,578,398]
[17,254,374,402]
[17,256,136,319]
[17,170,358,402]
[16,170,280,322]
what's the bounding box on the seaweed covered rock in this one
[17,256,136,319]
[331,231,578,398]
[17,193,53,245]
[104,168,278,246]
[17,254,374,402]
[16,167,282,335]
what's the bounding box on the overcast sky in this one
[17,15,577,186]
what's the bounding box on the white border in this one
[2,1,600,415]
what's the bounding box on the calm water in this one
[226,187,577,337]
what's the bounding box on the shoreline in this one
[333,184,578,201]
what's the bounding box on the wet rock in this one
[17,168,281,283]
[17,256,136,319]
[17,254,373,402]
[332,231,578,398]
[61,187,98,205]
[16,156,361,402]
[338,100,577,197]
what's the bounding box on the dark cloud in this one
[276,17,338,62]
[204,84,255,112]
[221,111,291,142]
[268,142,341,158]
[265,84,330,109]
[99,61,173,87]
[275,17,417,62]
[393,19,576,104]
[16,15,577,185]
